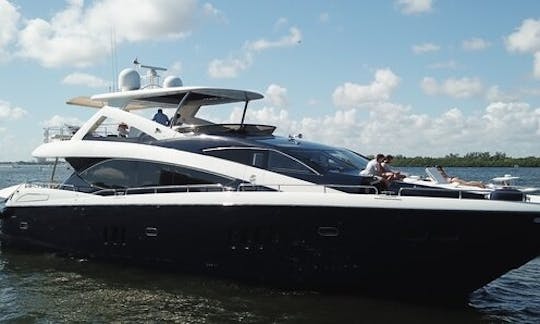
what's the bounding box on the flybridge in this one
[66,61,264,128]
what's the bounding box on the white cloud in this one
[247,106,292,131]
[202,2,227,24]
[332,69,400,107]
[274,17,288,30]
[246,27,302,52]
[421,76,483,98]
[62,72,110,88]
[295,109,360,148]
[42,115,85,128]
[420,77,439,95]
[462,37,491,51]
[534,52,540,79]
[299,102,539,157]
[412,43,440,54]
[482,102,540,141]
[208,104,292,132]
[0,0,20,60]
[427,60,458,69]
[395,0,433,15]
[0,0,19,45]
[0,100,28,120]
[265,84,288,108]
[166,61,183,77]
[505,18,540,53]
[486,86,519,102]
[208,53,253,79]
[16,0,199,68]
[520,87,540,97]
[504,19,540,80]
[208,27,301,79]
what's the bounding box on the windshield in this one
[283,148,369,175]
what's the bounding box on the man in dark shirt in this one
[152,108,170,126]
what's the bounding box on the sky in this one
[1,0,540,161]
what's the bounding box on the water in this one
[1,165,539,323]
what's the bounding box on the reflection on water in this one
[0,249,485,323]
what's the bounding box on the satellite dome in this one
[163,75,183,88]
[118,68,141,91]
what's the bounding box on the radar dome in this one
[118,68,141,91]
[163,75,183,88]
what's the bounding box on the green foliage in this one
[391,152,540,167]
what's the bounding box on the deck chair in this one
[425,167,449,184]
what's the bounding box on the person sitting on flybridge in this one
[430,165,486,188]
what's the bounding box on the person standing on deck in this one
[152,108,170,126]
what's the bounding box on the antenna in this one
[110,28,118,91]
[140,64,167,72]
[133,59,167,88]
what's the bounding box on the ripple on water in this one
[470,257,540,323]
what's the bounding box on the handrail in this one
[22,181,380,196]
[24,182,77,191]
[323,184,379,194]
[237,183,379,194]
[94,183,228,196]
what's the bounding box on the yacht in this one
[1,64,540,303]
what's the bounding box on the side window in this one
[136,162,162,186]
[267,151,314,174]
[80,159,236,189]
[206,149,268,168]
[251,152,265,168]
[81,116,156,141]
[156,163,234,186]
[206,148,313,174]
[80,160,136,189]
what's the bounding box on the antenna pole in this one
[110,28,118,91]
[240,100,249,126]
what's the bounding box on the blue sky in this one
[1,0,540,161]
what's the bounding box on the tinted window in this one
[79,159,236,189]
[283,148,368,175]
[267,151,315,174]
[206,149,268,168]
[81,160,134,189]
[206,149,257,165]
[206,148,314,174]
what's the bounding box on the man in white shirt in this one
[360,153,385,176]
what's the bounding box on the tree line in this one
[385,152,540,167]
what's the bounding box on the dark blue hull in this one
[2,204,540,303]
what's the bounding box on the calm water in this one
[1,165,539,323]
